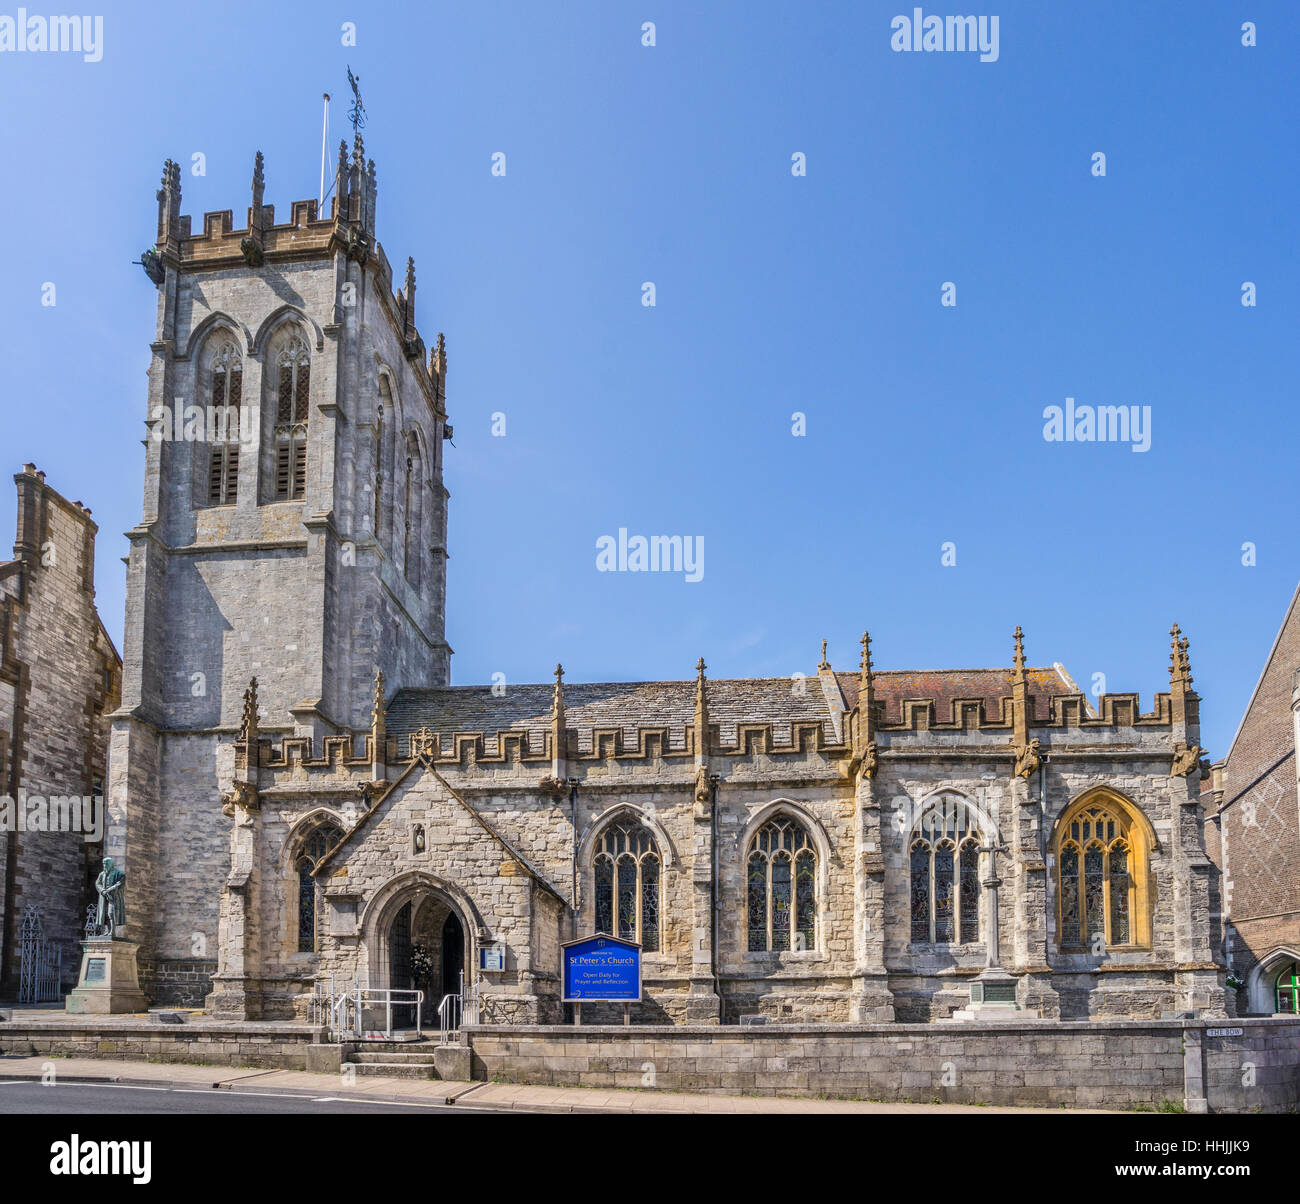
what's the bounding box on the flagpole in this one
[318,92,331,209]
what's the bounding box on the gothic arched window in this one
[205,340,243,506]
[909,799,981,944]
[592,818,660,951]
[1053,793,1151,950]
[273,335,310,500]
[295,819,343,953]
[746,816,817,952]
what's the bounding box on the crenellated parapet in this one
[235,625,1204,784]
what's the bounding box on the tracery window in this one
[746,816,817,952]
[1054,795,1149,950]
[273,335,310,500]
[205,341,243,506]
[593,818,660,952]
[295,820,343,953]
[909,799,982,944]
[1274,963,1298,1014]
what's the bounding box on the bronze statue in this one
[94,856,125,933]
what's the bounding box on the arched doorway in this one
[381,888,468,1027]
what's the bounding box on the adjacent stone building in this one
[0,464,121,996]
[111,147,1230,1025]
[1204,583,1300,1016]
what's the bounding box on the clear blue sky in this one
[2,0,1297,758]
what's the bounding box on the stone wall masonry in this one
[0,1018,321,1070]
[0,468,120,994]
[464,1017,1300,1113]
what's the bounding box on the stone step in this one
[348,1050,441,1064]
[346,1060,439,1080]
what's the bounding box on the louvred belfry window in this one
[592,818,661,952]
[205,342,243,506]
[274,336,310,501]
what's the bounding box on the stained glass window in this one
[747,855,767,952]
[747,817,817,952]
[640,856,660,953]
[595,857,613,936]
[1055,801,1142,950]
[1084,846,1105,948]
[1108,841,1130,945]
[593,818,660,949]
[933,842,955,942]
[771,855,792,952]
[959,839,980,943]
[617,856,637,941]
[295,819,343,953]
[909,798,982,944]
[794,850,815,951]
[910,842,930,942]
[1059,845,1081,947]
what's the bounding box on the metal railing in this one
[437,971,479,1044]
[310,980,424,1040]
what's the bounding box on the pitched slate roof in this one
[387,664,1083,752]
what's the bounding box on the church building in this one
[107,145,1230,1027]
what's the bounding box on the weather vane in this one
[346,66,366,134]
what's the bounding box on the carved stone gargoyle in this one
[1013,737,1042,780]
[538,776,568,798]
[693,765,713,819]
[1171,740,1206,778]
[220,781,258,818]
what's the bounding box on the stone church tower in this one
[108,143,451,1000]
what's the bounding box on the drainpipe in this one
[1038,754,1049,860]
[567,779,580,940]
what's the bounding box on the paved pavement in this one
[0,1055,1104,1113]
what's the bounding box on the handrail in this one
[317,984,425,1040]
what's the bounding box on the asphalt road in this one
[0,1080,490,1114]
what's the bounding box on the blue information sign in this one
[561,934,641,1002]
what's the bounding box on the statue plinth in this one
[65,938,148,1015]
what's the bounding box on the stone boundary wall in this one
[0,1019,323,1070]
[464,1018,1300,1113]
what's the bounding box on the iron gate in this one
[18,906,63,1004]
